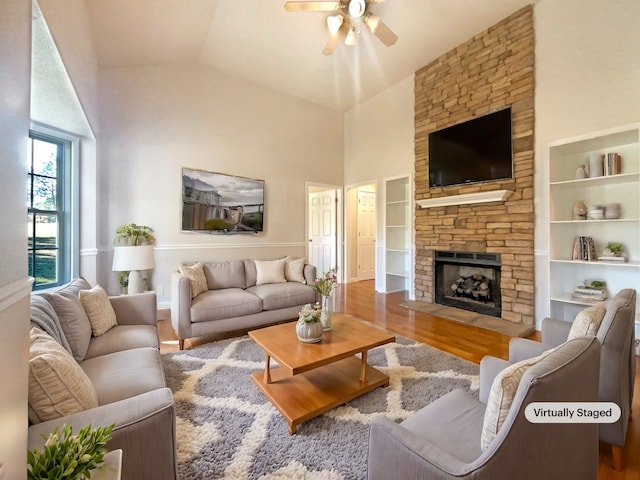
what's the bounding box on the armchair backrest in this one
[595,288,636,446]
[476,336,600,479]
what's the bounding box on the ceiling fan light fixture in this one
[344,23,359,46]
[327,14,344,35]
[348,0,366,19]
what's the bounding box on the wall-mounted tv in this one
[428,108,513,188]
[181,167,265,234]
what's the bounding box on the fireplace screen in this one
[434,251,501,317]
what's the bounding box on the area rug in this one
[161,335,479,480]
[399,301,535,338]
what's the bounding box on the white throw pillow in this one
[79,284,118,336]
[480,351,549,451]
[255,258,287,285]
[567,303,607,339]
[179,262,208,298]
[285,256,307,284]
[28,328,98,423]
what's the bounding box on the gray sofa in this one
[368,336,601,480]
[171,258,317,349]
[27,278,177,480]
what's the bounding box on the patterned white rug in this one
[161,334,479,479]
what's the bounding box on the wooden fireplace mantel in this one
[416,190,512,209]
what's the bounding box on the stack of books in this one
[572,236,596,261]
[571,284,608,302]
[597,254,627,263]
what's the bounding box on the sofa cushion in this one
[567,302,607,339]
[81,347,166,405]
[30,294,72,355]
[190,288,263,322]
[204,260,246,290]
[28,328,98,424]
[285,256,307,284]
[481,350,550,451]
[40,277,93,362]
[85,325,160,359]
[179,262,208,298]
[255,258,287,285]
[247,282,316,311]
[79,284,118,336]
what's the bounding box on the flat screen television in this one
[428,108,513,188]
[181,167,265,234]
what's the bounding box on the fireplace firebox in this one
[434,250,502,317]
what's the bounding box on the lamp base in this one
[128,270,144,294]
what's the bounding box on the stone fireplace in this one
[413,6,535,328]
[434,251,501,317]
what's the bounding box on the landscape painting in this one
[181,167,265,233]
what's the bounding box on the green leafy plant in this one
[27,424,114,480]
[297,303,322,323]
[113,223,155,246]
[606,242,623,253]
[311,268,338,297]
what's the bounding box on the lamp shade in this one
[112,245,155,272]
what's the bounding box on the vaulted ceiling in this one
[85,0,535,112]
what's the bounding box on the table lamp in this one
[112,245,155,294]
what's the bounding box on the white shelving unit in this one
[383,175,412,293]
[547,124,640,322]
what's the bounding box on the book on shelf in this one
[597,255,627,262]
[572,236,596,261]
[571,292,608,302]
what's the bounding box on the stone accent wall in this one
[413,6,535,326]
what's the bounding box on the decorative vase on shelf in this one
[321,295,332,331]
[588,153,604,177]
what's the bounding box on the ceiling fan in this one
[284,0,398,55]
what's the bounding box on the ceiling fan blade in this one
[322,22,347,55]
[284,1,340,12]
[367,0,386,4]
[365,14,398,47]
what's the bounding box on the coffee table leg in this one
[264,354,272,384]
[360,350,368,382]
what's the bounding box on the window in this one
[27,130,74,289]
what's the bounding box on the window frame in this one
[28,124,79,289]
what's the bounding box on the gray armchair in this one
[509,288,636,470]
[367,336,601,480]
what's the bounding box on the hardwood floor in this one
[158,279,640,479]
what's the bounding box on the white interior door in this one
[309,190,336,274]
[357,189,376,280]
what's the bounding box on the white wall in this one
[99,63,344,300]
[533,0,640,325]
[0,0,32,477]
[344,75,415,292]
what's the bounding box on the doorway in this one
[306,184,341,276]
[345,182,377,283]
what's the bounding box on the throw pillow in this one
[179,262,208,298]
[79,284,118,336]
[567,302,607,339]
[255,258,287,285]
[285,256,307,284]
[40,278,93,362]
[28,328,99,424]
[480,351,549,451]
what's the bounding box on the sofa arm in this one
[109,292,157,326]
[479,356,511,404]
[170,272,193,343]
[28,388,177,480]
[303,264,317,286]
[508,338,549,363]
[368,416,474,479]
[541,316,572,346]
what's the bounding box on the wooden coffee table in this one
[249,314,395,434]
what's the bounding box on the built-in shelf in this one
[416,189,512,208]
[383,175,412,293]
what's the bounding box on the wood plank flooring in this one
[158,279,640,479]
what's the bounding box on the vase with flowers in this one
[311,268,338,331]
[296,303,324,343]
